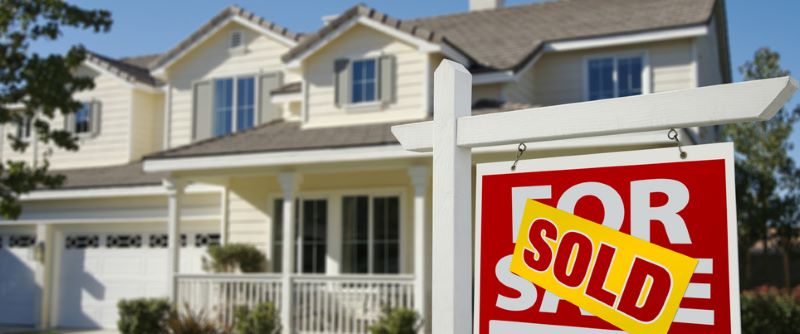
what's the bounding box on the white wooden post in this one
[432,60,473,334]
[278,172,301,333]
[34,224,52,329]
[164,178,185,302]
[219,180,230,245]
[408,165,429,332]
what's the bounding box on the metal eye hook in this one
[511,143,527,171]
[667,128,687,159]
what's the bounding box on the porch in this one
[164,165,432,334]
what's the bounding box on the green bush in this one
[235,302,280,334]
[167,304,228,334]
[741,286,800,334]
[117,298,171,334]
[369,307,421,334]
[203,243,267,273]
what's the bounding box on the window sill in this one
[344,101,384,114]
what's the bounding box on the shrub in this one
[117,298,171,334]
[167,304,229,334]
[234,302,281,334]
[369,307,421,334]
[741,286,800,334]
[203,243,267,273]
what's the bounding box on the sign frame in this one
[474,143,740,334]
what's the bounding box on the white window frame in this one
[267,187,406,276]
[74,102,93,137]
[582,51,651,101]
[210,74,258,136]
[349,57,379,106]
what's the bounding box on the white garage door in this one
[0,234,37,326]
[57,228,219,329]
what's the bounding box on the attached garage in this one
[0,231,38,326]
[54,223,218,329]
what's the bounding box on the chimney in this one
[470,0,504,11]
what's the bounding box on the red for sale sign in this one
[474,143,740,334]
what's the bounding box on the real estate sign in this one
[474,143,740,334]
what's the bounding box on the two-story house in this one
[0,0,730,332]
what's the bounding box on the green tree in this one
[722,47,800,288]
[0,0,111,219]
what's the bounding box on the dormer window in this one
[351,58,377,104]
[230,30,243,50]
[75,103,91,134]
[65,101,101,137]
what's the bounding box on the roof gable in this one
[150,5,303,75]
[85,51,161,87]
[282,5,470,66]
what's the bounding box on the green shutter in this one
[379,55,395,104]
[259,72,283,124]
[193,81,213,141]
[334,59,350,107]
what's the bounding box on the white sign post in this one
[392,59,798,334]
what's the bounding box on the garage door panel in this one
[58,228,219,329]
[0,233,38,326]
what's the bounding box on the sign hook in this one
[511,143,527,171]
[667,128,687,159]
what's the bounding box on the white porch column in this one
[432,60,472,333]
[164,178,185,302]
[34,224,52,329]
[278,172,301,333]
[408,165,429,332]
[219,180,230,245]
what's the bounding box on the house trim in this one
[21,183,222,201]
[82,61,162,94]
[471,24,709,85]
[285,16,468,69]
[152,15,298,77]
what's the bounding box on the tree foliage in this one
[722,47,800,288]
[0,0,111,218]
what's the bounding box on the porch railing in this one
[175,273,283,326]
[292,274,415,334]
[175,274,415,334]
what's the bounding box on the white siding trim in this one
[472,24,708,85]
[546,25,708,52]
[152,16,298,76]
[21,184,222,201]
[285,16,469,69]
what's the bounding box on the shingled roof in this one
[55,161,166,190]
[86,51,162,86]
[285,0,719,72]
[147,101,532,160]
[149,5,304,71]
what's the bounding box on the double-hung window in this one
[213,76,255,137]
[351,59,377,104]
[587,55,645,101]
[342,195,400,274]
[75,102,91,134]
[16,117,32,140]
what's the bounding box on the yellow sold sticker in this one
[510,200,697,334]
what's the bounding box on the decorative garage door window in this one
[195,233,221,247]
[148,234,191,248]
[9,235,36,248]
[65,235,100,249]
[106,235,143,248]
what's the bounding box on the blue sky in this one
[32,0,800,159]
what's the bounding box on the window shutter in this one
[259,72,283,124]
[64,113,75,134]
[334,59,350,107]
[379,55,395,104]
[193,81,213,141]
[90,100,102,136]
